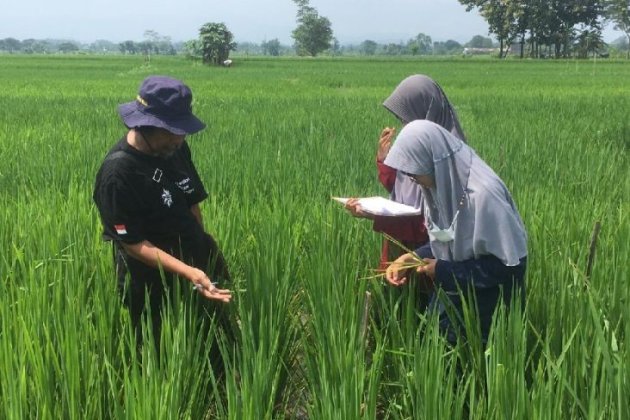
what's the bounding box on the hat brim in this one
[118,101,206,135]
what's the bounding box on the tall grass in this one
[0,55,628,418]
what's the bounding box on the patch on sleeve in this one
[114,224,128,235]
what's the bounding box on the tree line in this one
[0,35,184,56]
[2,0,629,60]
[2,32,628,59]
[237,35,492,56]
[0,34,461,57]
[458,0,630,58]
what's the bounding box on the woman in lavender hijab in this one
[384,120,528,345]
[345,74,467,291]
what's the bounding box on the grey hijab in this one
[384,120,527,266]
[383,74,467,141]
[383,74,466,208]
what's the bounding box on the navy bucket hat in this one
[118,76,206,135]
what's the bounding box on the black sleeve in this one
[414,243,434,259]
[94,175,147,244]
[180,142,208,206]
[433,255,523,292]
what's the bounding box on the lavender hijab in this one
[382,75,467,208]
[384,120,527,266]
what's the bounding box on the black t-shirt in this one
[93,137,208,258]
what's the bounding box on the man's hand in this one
[121,241,232,302]
[376,127,396,161]
[188,268,232,303]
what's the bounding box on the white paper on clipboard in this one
[333,196,422,216]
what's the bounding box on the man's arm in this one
[120,240,231,302]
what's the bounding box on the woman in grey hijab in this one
[346,74,466,279]
[382,74,466,140]
[384,120,527,345]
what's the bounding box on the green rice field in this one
[0,55,628,419]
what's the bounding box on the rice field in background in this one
[0,55,628,419]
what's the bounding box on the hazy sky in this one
[2,0,622,45]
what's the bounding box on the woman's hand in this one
[385,252,415,286]
[344,198,373,219]
[416,258,436,279]
[188,267,232,303]
[377,127,396,161]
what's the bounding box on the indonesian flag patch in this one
[114,224,128,235]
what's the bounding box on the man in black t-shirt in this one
[93,76,233,348]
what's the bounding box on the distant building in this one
[463,47,498,56]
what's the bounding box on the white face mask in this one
[427,209,460,243]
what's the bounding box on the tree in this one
[458,0,604,58]
[21,39,47,54]
[445,39,463,51]
[604,0,630,58]
[143,30,159,56]
[90,39,117,54]
[546,0,603,58]
[136,41,153,62]
[405,34,434,55]
[466,35,494,48]
[291,0,333,56]
[610,35,629,50]
[574,27,606,58]
[119,40,137,55]
[510,0,534,58]
[143,30,175,55]
[198,22,236,65]
[0,38,21,53]
[183,39,202,60]
[262,38,282,56]
[359,40,377,56]
[458,0,516,57]
[433,39,463,55]
[407,40,419,55]
[418,33,433,54]
[330,37,341,56]
[58,42,79,54]
[384,42,404,55]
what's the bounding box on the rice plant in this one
[0,54,628,418]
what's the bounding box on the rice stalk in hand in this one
[360,233,427,281]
